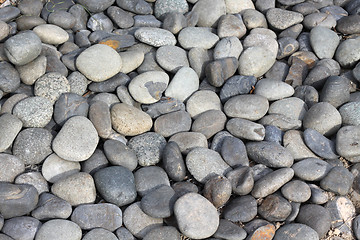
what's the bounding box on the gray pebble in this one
[169,132,208,154]
[16,55,46,86]
[258,194,292,221]
[134,166,170,197]
[303,128,338,159]
[88,100,112,139]
[103,140,137,171]
[224,94,268,121]
[226,118,265,141]
[266,8,304,30]
[156,45,189,73]
[281,180,311,202]
[143,226,181,240]
[178,27,219,50]
[142,97,185,118]
[35,219,82,240]
[213,219,247,240]
[223,195,258,222]
[296,204,331,238]
[335,38,360,68]
[140,185,176,218]
[16,16,46,31]
[219,75,256,103]
[155,110,192,138]
[2,216,41,240]
[107,6,134,29]
[320,166,354,195]
[67,71,88,96]
[89,72,129,93]
[217,14,247,39]
[31,193,72,220]
[0,113,22,153]
[192,110,226,139]
[310,26,340,59]
[274,223,319,240]
[191,0,225,27]
[294,85,319,107]
[309,183,329,204]
[81,149,108,175]
[54,93,88,126]
[226,166,254,195]
[221,136,249,167]
[264,125,283,145]
[336,125,360,162]
[203,175,232,208]
[213,36,243,60]
[292,157,332,181]
[0,61,20,93]
[321,76,350,108]
[48,11,76,29]
[277,37,299,59]
[0,153,24,183]
[82,228,118,240]
[303,12,337,29]
[254,78,294,101]
[15,172,49,195]
[116,227,135,240]
[162,141,186,182]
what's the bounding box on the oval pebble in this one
[254,79,295,101]
[224,94,269,120]
[274,223,319,240]
[35,219,81,240]
[178,27,219,50]
[135,27,176,47]
[281,180,311,202]
[292,158,332,181]
[34,72,70,104]
[226,118,265,141]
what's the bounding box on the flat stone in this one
[226,118,265,141]
[54,93,88,125]
[71,203,122,231]
[223,195,257,222]
[154,110,191,138]
[2,216,41,240]
[303,12,337,29]
[320,166,354,195]
[186,90,221,118]
[213,219,247,240]
[192,0,226,27]
[186,147,232,183]
[135,27,176,47]
[221,136,249,167]
[303,128,338,159]
[48,11,76,29]
[266,8,304,30]
[83,228,118,240]
[0,154,24,182]
[169,132,208,154]
[205,57,238,87]
[192,110,226,139]
[274,223,319,240]
[203,175,232,208]
[140,185,176,218]
[165,67,199,102]
[281,180,311,202]
[292,157,332,181]
[214,36,243,60]
[88,101,112,139]
[296,204,331,238]
[224,94,268,121]
[107,6,134,29]
[252,168,294,198]
[219,75,257,102]
[31,193,72,220]
[94,166,137,206]
[87,13,113,32]
[226,166,254,195]
[134,166,170,197]
[258,194,292,221]
[178,27,219,50]
[34,219,81,240]
[254,79,294,101]
[269,97,307,121]
[217,14,247,38]
[335,38,360,68]
[174,193,219,239]
[143,226,181,240]
[336,126,360,162]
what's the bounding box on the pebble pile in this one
[0,0,360,239]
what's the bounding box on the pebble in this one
[67,71,88,95]
[303,12,337,29]
[221,136,249,167]
[206,57,238,87]
[252,168,294,198]
[335,38,360,68]
[154,110,191,137]
[87,13,113,32]
[274,223,319,240]
[33,24,69,44]
[134,166,170,197]
[123,202,163,238]
[339,101,360,126]
[203,175,232,208]
[258,194,292,221]
[281,180,311,202]
[13,128,53,165]
[2,216,41,240]
[103,139,137,171]
[269,97,307,121]
[294,85,319,107]
[214,36,243,60]
[321,76,350,108]
[304,127,338,160]
[169,132,208,154]
[0,61,20,93]
[165,67,199,102]
[261,115,299,130]
[217,14,247,39]
[54,93,88,125]
[238,46,276,77]
[264,125,283,145]
[4,30,42,66]
[246,141,294,168]
[0,153,24,183]
[140,185,176,218]
[48,11,76,29]
[31,193,72,220]
[213,219,247,240]
[83,228,118,240]
[88,72,129,93]
[254,79,295,101]
[156,45,189,73]
[186,147,231,183]
[135,27,176,47]
[186,90,221,118]
[336,15,360,35]
[296,204,331,238]
[162,142,186,181]
[178,27,219,50]
[191,110,226,139]
[0,182,38,219]
[143,226,181,240]
[51,172,96,206]
[309,184,329,204]
[303,102,342,136]
[71,203,122,231]
[310,26,340,59]
[292,158,332,181]
[42,153,80,183]
[34,219,82,240]
[88,100,112,139]
[224,94,268,120]
[94,166,136,206]
[226,118,265,141]
[226,166,254,195]
[111,103,152,136]
[266,8,304,30]
[174,192,219,239]
[34,72,70,104]
[162,12,187,34]
[219,75,257,102]
[188,47,213,78]
[336,126,360,162]
[320,166,354,195]
[115,227,136,240]
[16,55,46,86]
[0,114,22,153]
[192,0,226,27]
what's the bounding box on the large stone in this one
[0,114,22,153]
[35,219,82,240]
[33,24,69,44]
[238,46,276,77]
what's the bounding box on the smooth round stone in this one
[219,75,257,102]
[119,50,144,74]
[67,71,88,95]
[165,67,199,102]
[203,175,232,208]
[134,166,170,197]
[16,16,46,31]
[2,216,41,240]
[54,93,88,125]
[243,33,278,57]
[296,204,331,238]
[226,166,254,195]
[292,158,332,181]
[223,195,257,222]
[254,79,294,101]
[178,27,219,50]
[35,219,81,240]
[303,13,337,29]
[89,72,129,93]
[91,93,119,108]
[336,126,360,161]
[129,71,169,104]
[143,226,181,240]
[246,141,294,168]
[48,11,76,29]
[31,193,72,220]
[0,182,38,219]
[310,26,340,59]
[0,114,22,153]
[115,227,135,240]
[52,116,99,162]
[186,90,221,118]
[309,184,329,204]
[51,172,96,206]
[274,223,319,240]
[277,37,299,59]
[205,57,238,87]
[107,6,134,29]
[238,46,276,77]
[77,0,114,12]
[226,118,265,141]
[162,11,187,34]
[128,132,166,166]
[135,27,176,47]
[0,154,24,182]
[192,110,226,139]
[252,165,273,182]
[140,185,176,218]
[279,23,303,39]
[82,228,118,240]
[188,47,213,78]
[258,194,292,221]
[4,30,42,66]
[76,44,122,82]
[42,153,80,183]
[303,128,338,159]
[87,13,113,32]
[34,72,70,104]
[303,64,332,89]
[103,140,137,171]
[352,62,360,82]
[94,166,137,206]
[71,203,122,231]
[261,114,300,134]
[175,192,219,239]
[281,180,311,202]
[192,0,226,27]
[0,62,20,93]
[154,110,191,137]
[335,38,360,68]
[123,201,163,238]
[33,24,69,45]
[217,14,247,38]
[16,55,46,86]
[162,142,186,181]
[321,76,350,108]
[242,9,267,30]
[15,172,49,194]
[221,136,249,167]
[13,128,52,165]
[141,96,185,118]
[213,219,247,240]
[320,5,348,21]
[269,97,307,120]
[303,102,342,136]
[169,132,208,154]
[266,8,304,30]
[320,166,354,195]
[214,37,243,60]
[88,101,111,139]
[224,94,268,121]
[111,103,152,136]
[252,168,294,198]
[294,85,319,107]
[186,148,232,183]
[336,15,360,34]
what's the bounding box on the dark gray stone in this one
[0,61,20,93]
[336,15,360,35]
[116,0,153,15]
[0,6,20,22]
[219,75,257,103]
[2,216,41,240]
[264,125,283,145]
[88,72,130,93]
[303,128,338,159]
[81,149,108,175]
[94,166,137,206]
[258,194,292,222]
[274,223,319,240]
[88,100,112,139]
[294,85,319,107]
[265,61,290,81]
[31,193,72,220]
[296,204,331,238]
[203,175,232,208]
[309,183,329,204]
[16,16,46,31]
[213,219,247,240]
[281,180,311,202]
[222,195,257,223]
[162,12,187,34]
[116,227,136,240]
[41,0,74,20]
[172,181,198,199]
[205,57,238,87]
[293,157,332,181]
[0,183,38,219]
[226,166,254,196]
[252,164,273,182]
[303,65,332,89]
[48,11,76,29]
[162,141,186,182]
[155,110,192,138]
[142,97,185,118]
[87,13,113,32]
[279,24,303,39]
[354,215,360,239]
[103,140,137,171]
[220,136,249,167]
[320,76,350,108]
[134,166,170,197]
[107,6,134,29]
[336,126,360,162]
[54,93,88,126]
[277,37,299,59]
[140,185,176,218]
[320,166,354,195]
[192,110,226,139]
[0,153,24,182]
[143,226,181,240]
[320,5,348,21]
